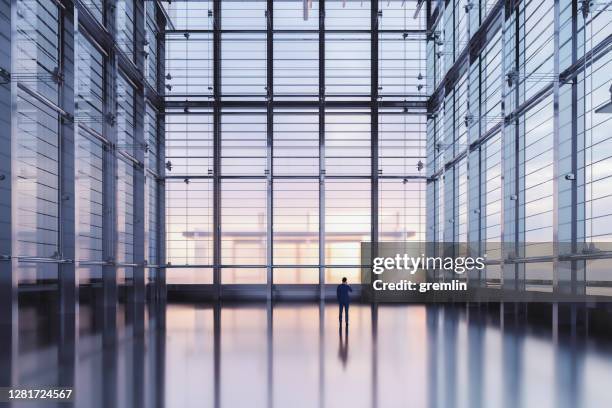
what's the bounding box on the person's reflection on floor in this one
[338,324,349,369]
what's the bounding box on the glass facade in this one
[1,0,610,301]
[427,0,612,294]
[3,0,165,298]
[163,0,428,287]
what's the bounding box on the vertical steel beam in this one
[318,0,325,300]
[552,0,561,292]
[132,0,147,305]
[371,0,380,271]
[266,0,274,301]
[156,3,167,302]
[570,0,583,295]
[0,0,15,388]
[101,5,119,400]
[513,4,522,290]
[103,0,119,311]
[129,7,148,396]
[212,0,222,299]
[57,0,77,392]
[499,2,507,290]
[58,0,77,318]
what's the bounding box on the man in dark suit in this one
[336,277,352,325]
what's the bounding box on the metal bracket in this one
[0,67,10,85]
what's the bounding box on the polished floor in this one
[6,301,612,408]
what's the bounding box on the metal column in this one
[266,0,274,301]
[371,0,380,270]
[0,0,15,388]
[57,0,77,393]
[318,0,326,300]
[103,0,119,311]
[132,0,147,305]
[156,4,168,302]
[212,0,222,299]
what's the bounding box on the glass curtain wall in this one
[426,0,612,295]
[8,0,166,297]
[163,0,428,286]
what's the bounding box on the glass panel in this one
[145,1,159,90]
[273,32,318,100]
[273,180,318,267]
[525,262,553,292]
[325,32,370,99]
[116,0,135,61]
[167,267,214,285]
[325,111,370,176]
[326,0,369,30]
[379,32,427,101]
[16,0,60,103]
[325,179,370,276]
[221,179,267,268]
[273,111,318,176]
[520,96,554,254]
[222,33,267,99]
[165,111,214,176]
[379,0,425,30]
[76,34,104,136]
[76,132,104,281]
[483,133,502,263]
[15,93,60,260]
[81,0,104,24]
[378,111,425,177]
[116,157,134,267]
[145,104,159,174]
[146,176,159,266]
[519,0,554,102]
[379,179,425,242]
[165,32,213,101]
[117,74,135,156]
[166,179,213,266]
[273,0,319,30]
[221,0,266,30]
[581,52,612,242]
[586,259,612,296]
[145,105,159,267]
[162,0,212,30]
[273,268,319,284]
[221,111,267,176]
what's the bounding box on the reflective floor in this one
[5,301,612,408]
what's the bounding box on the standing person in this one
[336,277,352,325]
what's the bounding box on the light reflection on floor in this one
[8,302,612,408]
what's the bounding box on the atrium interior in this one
[1,0,611,407]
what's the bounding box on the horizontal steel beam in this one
[165,100,428,109]
[166,29,427,35]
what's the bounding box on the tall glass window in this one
[164,0,428,287]
[81,0,104,25]
[75,33,105,284]
[15,0,61,283]
[145,1,159,90]
[116,0,135,61]
[117,74,136,156]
